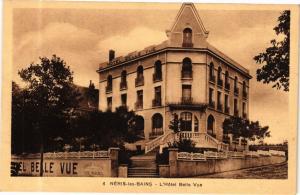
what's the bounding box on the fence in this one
[177,150,285,161]
[12,150,110,159]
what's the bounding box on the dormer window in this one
[182,28,193,47]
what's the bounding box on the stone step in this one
[128,168,159,178]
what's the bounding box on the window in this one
[151,113,163,137]
[153,86,162,107]
[120,70,127,90]
[225,94,229,114]
[135,116,145,137]
[217,91,222,111]
[209,88,215,108]
[242,102,247,118]
[181,57,192,79]
[234,98,238,116]
[180,112,192,131]
[107,97,112,111]
[136,90,143,109]
[182,85,192,103]
[121,94,127,107]
[217,67,223,86]
[207,115,215,137]
[194,116,199,132]
[234,76,239,95]
[209,63,215,82]
[182,28,193,47]
[153,61,162,82]
[243,81,247,98]
[135,66,144,86]
[106,75,112,93]
[225,71,230,90]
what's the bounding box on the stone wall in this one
[11,148,120,177]
[159,148,286,178]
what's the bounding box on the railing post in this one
[169,148,178,178]
[109,147,119,177]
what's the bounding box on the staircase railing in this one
[145,131,174,153]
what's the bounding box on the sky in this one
[12,4,289,143]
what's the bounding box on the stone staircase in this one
[128,152,159,178]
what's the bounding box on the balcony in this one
[208,101,215,109]
[243,91,248,99]
[209,75,216,84]
[135,102,143,110]
[153,73,162,82]
[149,128,164,138]
[234,87,239,95]
[152,98,162,107]
[234,109,239,117]
[217,79,223,87]
[105,85,112,94]
[225,82,230,90]
[135,76,144,87]
[182,42,193,48]
[120,81,127,90]
[217,103,223,112]
[225,106,230,114]
[181,71,193,79]
[181,97,193,104]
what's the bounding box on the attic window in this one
[182,28,193,47]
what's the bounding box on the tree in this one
[169,113,181,133]
[254,10,290,91]
[223,116,270,142]
[18,55,81,176]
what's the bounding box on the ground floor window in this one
[180,112,192,131]
[151,113,163,137]
[207,115,215,136]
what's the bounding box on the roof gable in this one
[167,3,209,38]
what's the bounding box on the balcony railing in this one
[209,75,216,83]
[153,73,162,82]
[135,102,143,110]
[181,71,193,79]
[149,128,164,138]
[106,85,112,93]
[217,79,223,87]
[120,81,127,90]
[208,101,215,109]
[234,109,239,117]
[225,82,230,90]
[225,106,230,114]
[182,42,193,47]
[217,103,223,112]
[135,76,144,87]
[243,91,247,98]
[152,98,162,107]
[181,97,193,104]
[234,87,239,95]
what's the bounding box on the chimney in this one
[109,50,115,62]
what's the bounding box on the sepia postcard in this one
[0,0,299,194]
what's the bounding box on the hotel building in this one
[97,3,251,152]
